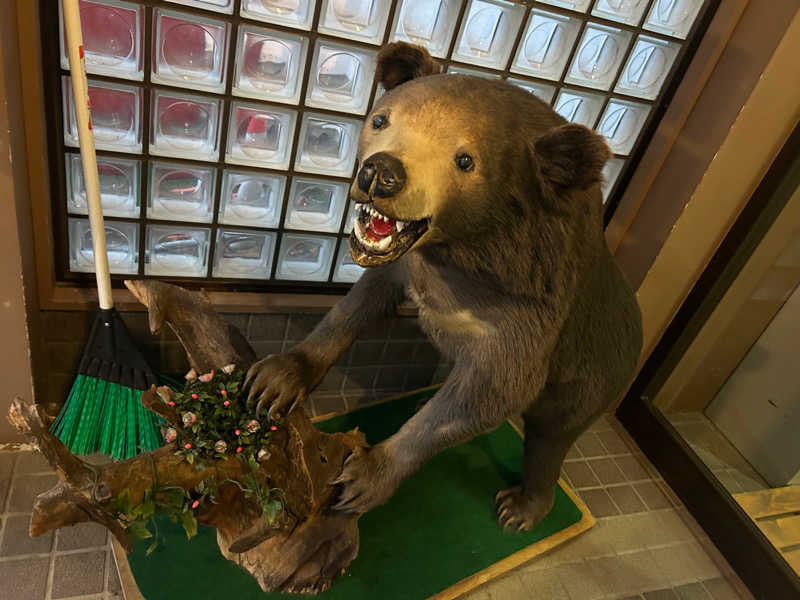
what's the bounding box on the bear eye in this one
[372,114,388,130]
[455,153,474,172]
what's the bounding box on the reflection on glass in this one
[402,0,443,43]
[80,3,135,66]
[260,0,300,13]
[72,162,133,212]
[80,225,132,268]
[317,52,360,97]
[230,180,272,219]
[608,0,642,9]
[153,232,203,269]
[524,20,567,68]
[155,170,205,215]
[577,32,619,80]
[161,22,218,80]
[620,42,670,98]
[236,113,282,158]
[656,0,693,28]
[88,87,135,142]
[286,239,322,262]
[331,0,375,31]
[159,101,210,149]
[294,185,333,214]
[305,120,345,165]
[221,232,265,261]
[243,38,291,89]
[465,6,503,55]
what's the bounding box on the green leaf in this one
[138,498,156,519]
[110,489,132,514]
[146,540,158,556]
[180,511,198,540]
[264,499,282,524]
[186,453,195,464]
[126,520,153,540]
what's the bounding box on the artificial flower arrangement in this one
[108,364,286,553]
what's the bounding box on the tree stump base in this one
[7,281,366,594]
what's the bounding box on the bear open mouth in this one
[349,203,430,267]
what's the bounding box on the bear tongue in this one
[367,215,395,240]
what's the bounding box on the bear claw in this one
[495,486,553,532]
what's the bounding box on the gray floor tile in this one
[596,428,631,455]
[0,479,8,511]
[555,560,607,600]
[658,481,683,507]
[0,452,15,480]
[0,556,50,600]
[565,444,582,460]
[603,514,652,554]
[517,567,569,599]
[7,474,59,513]
[651,509,697,545]
[701,577,744,599]
[52,550,106,598]
[579,488,620,518]
[650,541,718,586]
[484,572,526,599]
[524,519,615,569]
[588,457,627,485]
[576,432,608,458]
[14,452,53,475]
[644,590,680,600]
[635,481,673,510]
[310,393,347,417]
[563,461,600,488]
[595,550,670,598]
[607,485,647,514]
[109,555,122,594]
[615,455,651,482]
[0,514,53,556]
[675,581,713,599]
[55,522,108,551]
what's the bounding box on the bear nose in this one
[357,152,406,198]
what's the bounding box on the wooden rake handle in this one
[63,0,113,310]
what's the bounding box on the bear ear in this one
[533,123,612,192]
[376,42,440,91]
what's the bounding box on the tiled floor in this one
[664,412,768,495]
[0,409,753,600]
[0,451,122,600]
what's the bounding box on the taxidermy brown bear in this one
[246,42,643,531]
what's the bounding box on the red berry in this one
[235,429,241,435]
[236,446,243,453]
[191,393,198,400]
[221,390,227,396]
[223,400,230,407]
[270,425,278,431]
[191,500,200,509]
[168,401,175,407]
[184,443,192,449]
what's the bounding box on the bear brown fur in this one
[245,42,643,531]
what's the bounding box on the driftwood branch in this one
[8,281,367,594]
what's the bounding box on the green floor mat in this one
[124,387,593,600]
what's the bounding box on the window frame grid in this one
[42,0,720,294]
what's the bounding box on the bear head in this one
[349,42,612,268]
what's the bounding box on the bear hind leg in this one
[496,380,602,532]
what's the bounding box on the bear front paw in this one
[495,486,555,532]
[331,446,398,514]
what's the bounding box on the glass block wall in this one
[53,0,711,288]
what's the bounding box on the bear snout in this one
[357,152,406,198]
